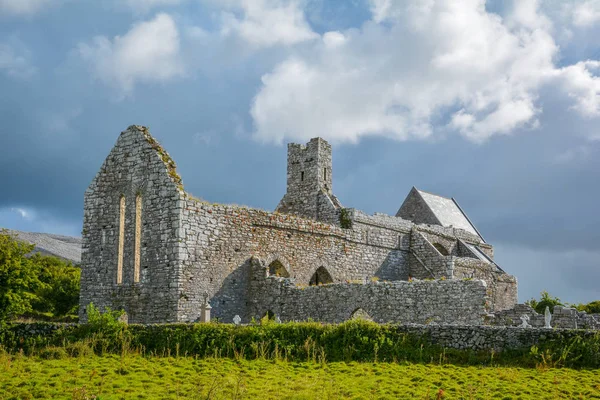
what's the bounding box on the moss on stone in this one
[135,125,184,192]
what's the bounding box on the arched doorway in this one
[309,266,334,286]
[268,260,290,278]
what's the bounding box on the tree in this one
[30,253,80,316]
[0,230,43,321]
[525,290,564,314]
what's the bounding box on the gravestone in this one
[200,292,212,323]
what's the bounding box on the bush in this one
[39,346,68,360]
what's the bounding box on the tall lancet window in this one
[117,195,126,284]
[134,194,142,283]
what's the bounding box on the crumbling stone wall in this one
[276,138,341,224]
[80,126,185,323]
[176,202,412,323]
[492,304,600,330]
[247,259,488,325]
[409,230,453,279]
[453,257,517,311]
[81,127,518,324]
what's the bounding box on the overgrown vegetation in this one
[526,290,600,315]
[339,208,353,229]
[575,301,600,314]
[0,230,80,323]
[525,291,564,314]
[3,310,600,369]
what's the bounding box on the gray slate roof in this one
[416,190,482,239]
[4,229,82,264]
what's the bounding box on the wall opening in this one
[263,310,275,320]
[268,260,290,278]
[134,194,142,283]
[309,266,334,286]
[433,243,449,256]
[301,171,304,181]
[350,308,372,321]
[117,195,125,284]
[323,168,326,180]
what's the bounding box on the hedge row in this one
[2,320,600,369]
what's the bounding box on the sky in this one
[0,0,599,305]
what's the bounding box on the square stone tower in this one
[276,137,341,223]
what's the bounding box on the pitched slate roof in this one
[4,229,82,264]
[397,187,484,241]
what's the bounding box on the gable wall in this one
[80,127,184,323]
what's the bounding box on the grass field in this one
[1,353,599,400]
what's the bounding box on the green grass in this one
[1,354,599,399]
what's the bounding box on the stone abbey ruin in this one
[79,125,599,330]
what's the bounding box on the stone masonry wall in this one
[409,230,453,279]
[248,261,489,325]
[80,126,185,323]
[7,323,599,354]
[82,128,518,324]
[276,138,340,222]
[453,257,517,311]
[176,202,411,323]
[174,199,516,323]
[492,304,600,330]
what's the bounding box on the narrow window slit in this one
[117,195,125,284]
[134,194,142,283]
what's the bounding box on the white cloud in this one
[10,207,34,221]
[572,0,600,27]
[553,60,600,117]
[0,0,51,16]
[250,0,600,144]
[77,13,184,95]
[217,0,317,48]
[0,39,36,79]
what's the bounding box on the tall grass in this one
[2,317,600,368]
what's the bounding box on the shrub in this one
[39,346,68,360]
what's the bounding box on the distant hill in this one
[3,229,82,264]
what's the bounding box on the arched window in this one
[350,308,372,321]
[117,195,125,284]
[309,266,334,286]
[268,260,290,278]
[433,243,449,256]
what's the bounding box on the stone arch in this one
[309,266,334,286]
[350,308,372,321]
[268,260,290,278]
[263,253,292,278]
[433,243,449,256]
